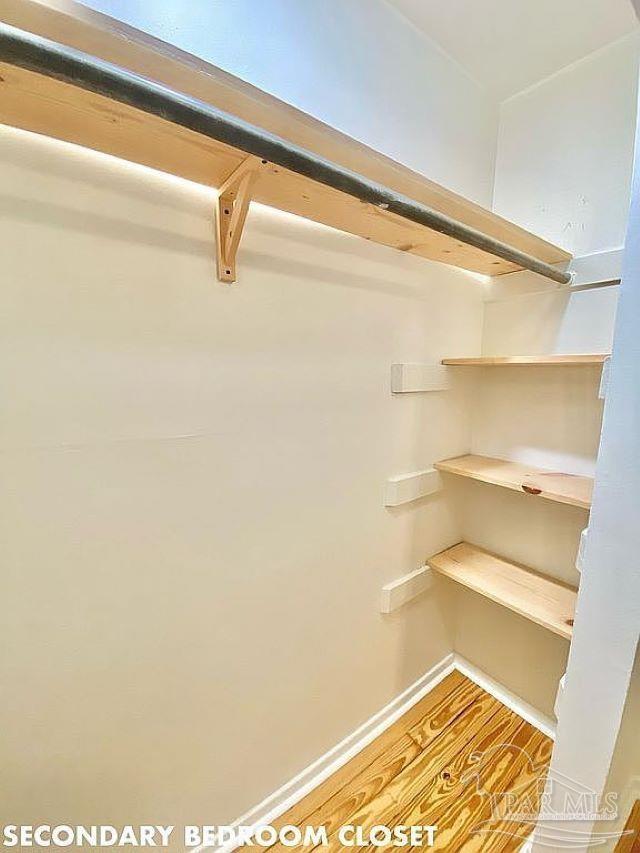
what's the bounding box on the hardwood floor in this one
[264,672,552,852]
[616,801,640,851]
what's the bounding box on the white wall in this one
[448,359,602,716]
[1,0,503,832]
[77,0,499,206]
[0,124,484,831]
[3,0,639,835]
[535,85,640,850]
[482,283,619,358]
[446,31,640,719]
[494,31,640,257]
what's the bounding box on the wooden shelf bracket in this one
[215,156,263,283]
[0,24,573,284]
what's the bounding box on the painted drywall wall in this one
[482,285,619,358]
[461,25,640,838]
[494,31,640,258]
[0,124,484,831]
[76,0,499,206]
[446,32,639,718]
[445,371,599,718]
[446,356,604,716]
[2,0,636,831]
[387,0,639,100]
[585,8,640,843]
[532,81,640,852]
[445,275,615,720]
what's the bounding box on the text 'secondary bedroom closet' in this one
[2,1,640,851]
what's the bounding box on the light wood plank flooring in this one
[616,800,640,851]
[263,672,552,852]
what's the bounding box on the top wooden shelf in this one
[0,0,572,279]
[442,354,610,366]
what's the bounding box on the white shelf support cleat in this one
[380,566,432,613]
[390,363,450,393]
[599,355,612,400]
[576,527,589,575]
[384,469,441,507]
[554,672,567,720]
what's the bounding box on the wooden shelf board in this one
[0,0,572,279]
[442,354,610,366]
[435,453,593,509]
[428,542,576,640]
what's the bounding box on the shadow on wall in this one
[0,125,487,303]
[469,363,605,477]
[0,193,213,258]
[1,122,486,827]
[0,186,475,300]
[482,285,618,357]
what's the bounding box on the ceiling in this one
[387,0,638,100]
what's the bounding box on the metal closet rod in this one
[0,23,571,285]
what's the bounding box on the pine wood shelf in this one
[442,354,610,366]
[429,542,577,639]
[0,0,572,280]
[435,453,593,509]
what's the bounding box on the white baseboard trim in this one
[453,655,556,740]
[195,654,555,852]
[191,653,455,853]
[519,834,534,852]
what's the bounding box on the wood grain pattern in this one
[407,677,486,748]
[454,725,552,851]
[442,354,610,366]
[0,1,573,278]
[0,62,520,277]
[215,156,261,282]
[392,706,525,847]
[474,763,549,852]
[250,671,467,848]
[326,692,504,853]
[260,675,551,852]
[405,718,546,851]
[435,454,593,509]
[268,680,484,853]
[0,0,571,272]
[616,801,640,852]
[428,542,577,640]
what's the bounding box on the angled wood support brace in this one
[0,24,572,284]
[215,156,263,282]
